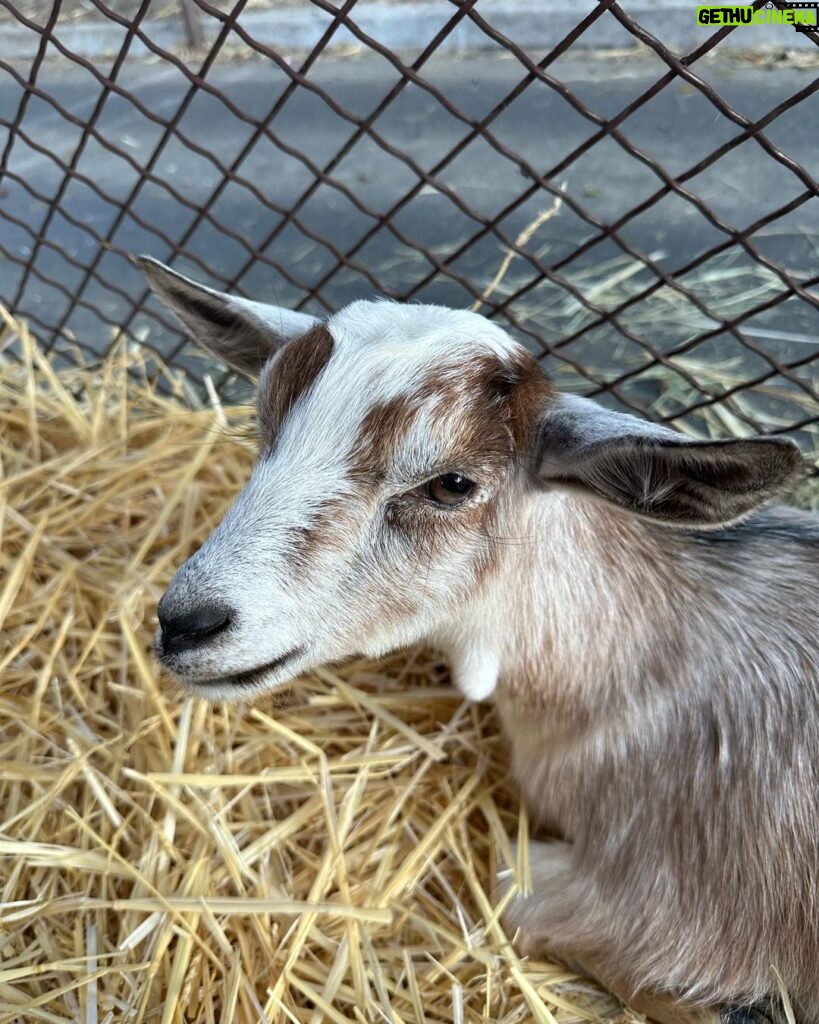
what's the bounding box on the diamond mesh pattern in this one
[1,0,816,456]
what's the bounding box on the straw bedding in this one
[0,309,620,1024]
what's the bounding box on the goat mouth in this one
[188,645,306,689]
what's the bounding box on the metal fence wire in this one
[0,0,817,461]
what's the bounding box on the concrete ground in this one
[1,48,817,398]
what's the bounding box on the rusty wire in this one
[0,0,816,448]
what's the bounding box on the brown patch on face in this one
[436,349,555,470]
[284,496,351,570]
[352,392,417,481]
[345,349,554,602]
[283,495,421,626]
[429,351,553,588]
[258,323,334,446]
[502,349,557,455]
[351,349,554,483]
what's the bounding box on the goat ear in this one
[137,256,319,378]
[535,394,803,527]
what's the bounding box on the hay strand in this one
[0,309,623,1022]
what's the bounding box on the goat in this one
[140,256,818,1024]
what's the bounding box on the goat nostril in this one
[158,602,233,656]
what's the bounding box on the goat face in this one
[140,258,551,699]
[140,257,801,702]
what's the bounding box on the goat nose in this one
[158,601,233,656]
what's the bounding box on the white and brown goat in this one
[141,257,819,1024]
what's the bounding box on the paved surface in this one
[1,50,818,382]
[4,1,817,60]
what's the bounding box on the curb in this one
[2,0,815,60]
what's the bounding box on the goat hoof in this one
[720,1004,777,1024]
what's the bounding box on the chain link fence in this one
[1,0,817,462]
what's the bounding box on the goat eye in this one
[426,473,475,506]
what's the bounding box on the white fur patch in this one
[325,299,523,414]
[446,640,501,701]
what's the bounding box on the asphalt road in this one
[1,50,818,389]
